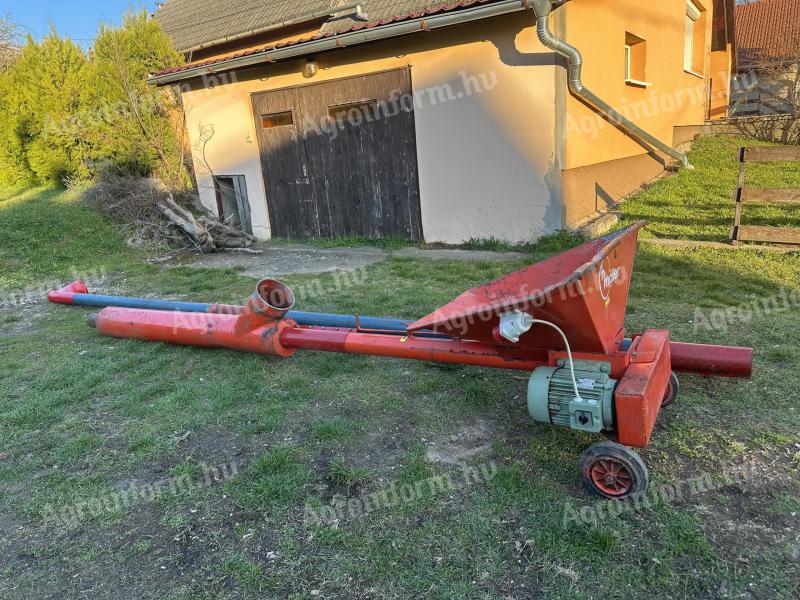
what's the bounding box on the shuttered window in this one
[684,1,702,73]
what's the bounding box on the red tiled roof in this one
[736,0,800,65]
[151,0,504,80]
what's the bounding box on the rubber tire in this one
[580,441,649,501]
[661,372,680,407]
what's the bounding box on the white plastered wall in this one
[179,11,561,243]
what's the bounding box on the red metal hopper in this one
[409,222,644,353]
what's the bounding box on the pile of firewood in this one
[84,175,255,252]
[157,194,255,252]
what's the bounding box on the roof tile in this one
[155,0,483,53]
[736,0,800,65]
[152,0,501,79]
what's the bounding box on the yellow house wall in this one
[562,0,715,171]
[709,45,732,119]
[180,12,561,243]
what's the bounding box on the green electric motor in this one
[528,360,617,433]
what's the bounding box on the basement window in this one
[624,33,651,87]
[260,111,294,129]
[214,175,253,235]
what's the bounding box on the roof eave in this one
[148,0,529,86]
[176,1,366,55]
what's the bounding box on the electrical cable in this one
[531,319,584,402]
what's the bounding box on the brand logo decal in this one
[598,258,622,304]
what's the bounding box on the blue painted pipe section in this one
[67,293,424,335]
[71,293,212,313]
[294,313,413,332]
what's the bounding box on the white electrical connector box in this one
[498,310,535,343]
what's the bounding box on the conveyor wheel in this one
[580,441,648,500]
[661,372,680,407]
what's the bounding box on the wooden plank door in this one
[251,69,422,240]
[251,88,319,238]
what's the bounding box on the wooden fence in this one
[730,146,800,245]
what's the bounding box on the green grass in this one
[328,457,372,490]
[0,187,140,290]
[227,447,310,515]
[1,153,799,599]
[268,227,582,254]
[620,135,800,241]
[310,418,358,445]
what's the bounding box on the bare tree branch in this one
[0,12,22,71]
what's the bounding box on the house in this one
[150,0,736,243]
[732,0,800,116]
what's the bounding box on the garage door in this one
[251,68,423,240]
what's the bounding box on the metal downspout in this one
[528,0,692,168]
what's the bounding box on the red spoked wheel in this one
[661,372,680,407]
[580,442,648,500]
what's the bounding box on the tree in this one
[735,20,800,118]
[84,10,185,184]
[0,13,25,184]
[0,32,89,186]
[0,11,186,187]
[0,73,32,184]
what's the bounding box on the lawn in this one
[1,138,799,599]
[620,135,800,242]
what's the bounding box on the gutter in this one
[148,0,530,85]
[178,2,368,55]
[527,0,691,168]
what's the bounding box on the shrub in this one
[0,11,185,187]
[0,33,89,186]
[83,11,185,185]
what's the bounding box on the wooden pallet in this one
[730,146,800,245]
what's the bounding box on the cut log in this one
[198,216,256,249]
[155,193,257,252]
[158,194,214,253]
[199,217,255,241]
[215,237,251,249]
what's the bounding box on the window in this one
[328,100,379,124]
[624,33,649,87]
[684,1,705,74]
[260,111,294,128]
[213,175,252,235]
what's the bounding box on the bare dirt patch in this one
[425,419,495,465]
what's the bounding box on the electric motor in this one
[528,360,617,433]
